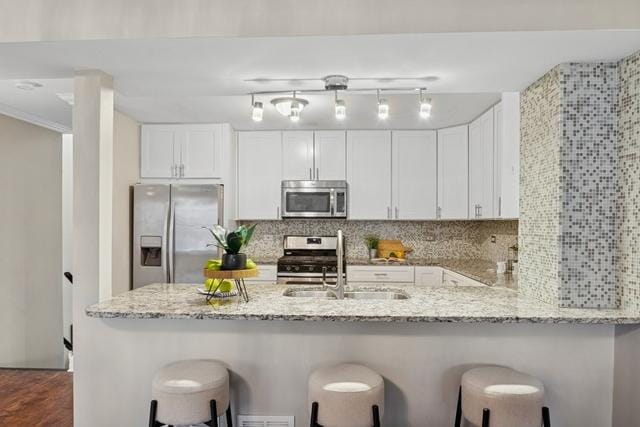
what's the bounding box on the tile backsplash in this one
[238,219,518,263]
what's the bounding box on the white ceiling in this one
[0,30,638,130]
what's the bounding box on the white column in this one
[72,70,114,423]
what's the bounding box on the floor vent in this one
[237,414,294,427]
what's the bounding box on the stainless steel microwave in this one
[281,180,347,218]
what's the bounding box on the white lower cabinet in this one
[346,265,484,287]
[414,266,444,286]
[237,131,282,220]
[346,265,415,284]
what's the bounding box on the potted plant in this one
[204,224,257,270]
[364,234,380,260]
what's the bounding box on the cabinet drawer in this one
[347,266,414,283]
[414,266,444,286]
[245,265,277,283]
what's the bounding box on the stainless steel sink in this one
[344,290,409,300]
[283,287,409,300]
[282,288,336,299]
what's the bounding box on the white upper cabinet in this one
[141,124,223,179]
[237,131,282,220]
[437,125,469,219]
[494,93,520,218]
[180,125,222,178]
[392,130,438,219]
[282,131,314,180]
[314,131,346,180]
[347,131,392,220]
[468,108,495,219]
[140,125,179,178]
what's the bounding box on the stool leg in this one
[310,401,319,427]
[226,402,233,427]
[454,386,462,427]
[148,400,158,427]
[482,408,490,427]
[372,404,381,427]
[207,399,218,427]
[542,406,551,427]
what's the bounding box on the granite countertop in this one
[86,283,640,324]
[347,258,515,288]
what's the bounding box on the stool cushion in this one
[461,366,544,427]
[152,359,229,425]
[308,363,384,427]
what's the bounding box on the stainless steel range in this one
[276,235,346,285]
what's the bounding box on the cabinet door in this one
[347,131,392,220]
[180,125,222,178]
[392,130,437,219]
[469,108,495,218]
[437,125,469,219]
[414,266,443,286]
[282,131,314,180]
[314,131,346,180]
[494,94,520,218]
[238,131,282,220]
[140,125,178,178]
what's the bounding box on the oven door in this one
[281,188,333,218]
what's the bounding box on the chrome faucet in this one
[322,229,345,299]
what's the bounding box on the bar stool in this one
[308,363,384,427]
[148,359,233,427]
[454,366,550,427]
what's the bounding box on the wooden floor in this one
[0,369,73,427]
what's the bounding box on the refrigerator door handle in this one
[162,202,170,282]
[168,201,176,283]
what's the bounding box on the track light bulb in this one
[378,99,389,120]
[335,99,346,120]
[419,99,432,119]
[252,101,263,122]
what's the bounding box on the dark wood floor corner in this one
[0,369,73,427]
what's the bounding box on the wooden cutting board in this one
[377,240,412,259]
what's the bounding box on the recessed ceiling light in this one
[56,93,75,106]
[15,80,42,91]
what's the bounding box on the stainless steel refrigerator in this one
[132,184,223,288]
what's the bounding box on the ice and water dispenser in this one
[140,236,162,267]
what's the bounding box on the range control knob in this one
[294,266,300,271]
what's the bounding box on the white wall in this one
[0,113,64,368]
[76,320,615,427]
[613,325,640,427]
[62,133,73,346]
[112,110,139,296]
[0,0,638,42]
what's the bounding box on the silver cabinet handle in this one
[374,273,388,276]
[309,168,312,180]
[180,164,185,177]
[277,206,280,219]
[498,197,502,217]
[316,168,319,180]
[387,206,391,219]
[478,205,482,218]
[395,206,399,219]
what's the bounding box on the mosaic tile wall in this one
[519,67,563,305]
[557,62,619,308]
[617,51,640,311]
[520,62,620,308]
[238,220,518,263]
